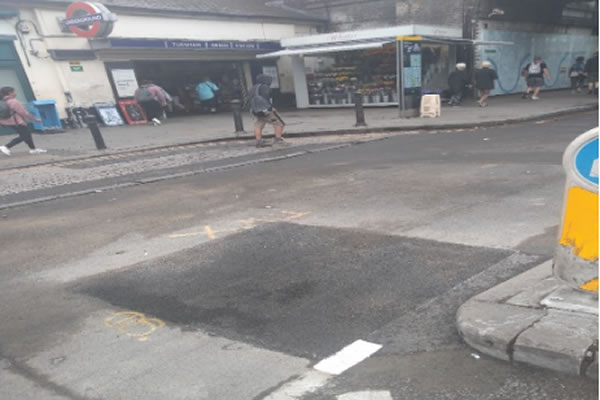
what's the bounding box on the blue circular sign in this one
[574,137,599,186]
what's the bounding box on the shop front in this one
[92,38,282,116]
[259,25,475,110]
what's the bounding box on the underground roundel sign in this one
[64,2,116,38]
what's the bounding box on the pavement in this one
[457,260,599,379]
[0,90,597,171]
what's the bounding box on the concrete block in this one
[472,260,553,304]
[507,276,561,308]
[457,300,546,361]
[514,310,598,375]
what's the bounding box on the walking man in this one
[584,52,598,95]
[0,86,45,156]
[249,74,285,148]
[447,63,469,106]
[522,56,550,100]
[475,61,498,107]
[135,80,167,126]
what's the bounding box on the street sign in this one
[64,2,116,38]
[574,137,598,186]
[554,128,599,292]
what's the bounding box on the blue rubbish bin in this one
[27,100,63,133]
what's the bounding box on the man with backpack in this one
[135,80,167,126]
[249,74,285,148]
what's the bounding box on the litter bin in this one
[28,100,63,133]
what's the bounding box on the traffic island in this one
[457,260,598,378]
[457,127,599,379]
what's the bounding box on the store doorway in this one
[132,60,247,116]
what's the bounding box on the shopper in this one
[569,56,586,93]
[0,86,45,156]
[447,63,469,106]
[521,56,550,100]
[475,61,498,107]
[196,77,219,113]
[249,74,285,148]
[135,80,167,125]
[584,52,598,95]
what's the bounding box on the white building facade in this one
[0,1,322,118]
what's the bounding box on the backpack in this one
[0,99,11,119]
[136,87,155,103]
[248,84,271,116]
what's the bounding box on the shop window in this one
[305,44,398,106]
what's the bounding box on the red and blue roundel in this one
[64,2,116,38]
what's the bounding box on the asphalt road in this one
[0,112,598,400]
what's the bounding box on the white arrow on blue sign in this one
[574,137,599,186]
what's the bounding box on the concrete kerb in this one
[457,260,599,378]
[2,104,597,173]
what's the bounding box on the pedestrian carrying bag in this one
[0,99,11,119]
[249,84,271,117]
[136,87,154,102]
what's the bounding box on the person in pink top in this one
[134,80,167,126]
[0,86,45,156]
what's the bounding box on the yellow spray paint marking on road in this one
[168,210,311,240]
[559,187,599,261]
[104,311,165,342]
[579,278,599,293]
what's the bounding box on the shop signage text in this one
[64,2,116,38]
[107,38,281,52]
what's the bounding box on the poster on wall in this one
[118,100,147,125]
[111,69,138,98]
[261,66,280,89]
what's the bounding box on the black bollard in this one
[84,115,107,150]
[231,100,245,134]
[353,92,367,127]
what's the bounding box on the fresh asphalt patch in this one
[75,222,513,360]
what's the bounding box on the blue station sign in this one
[104,38,281,52]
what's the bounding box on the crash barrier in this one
[420,94,441,118]
[554,127,598,293]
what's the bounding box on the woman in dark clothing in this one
[447,63,469,106]
[475,61,498,107]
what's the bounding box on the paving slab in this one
[541,286,599,316]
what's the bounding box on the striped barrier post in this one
[554,127,599,293]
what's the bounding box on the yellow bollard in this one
[554,127,598,293]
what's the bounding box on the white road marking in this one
[314,340,382,376]
[338,391,394,400]
[262,340,383,399]
[262,370,331,400]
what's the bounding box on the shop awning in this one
[257,24,513,59]
[256,41,391,59]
